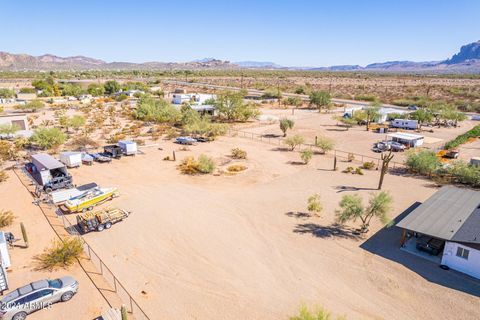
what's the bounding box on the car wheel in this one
[88,206,94,211]
[12,311,28,320]
[105,222,112,229]
[97,224,105,232]
[45,187,52,193]
[61,291,74,302]
[82,208,87,213]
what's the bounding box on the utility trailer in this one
[103,145,123,159]
[76,208,130,232]
[118,140,137,156]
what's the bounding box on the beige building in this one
[0,114,29,130]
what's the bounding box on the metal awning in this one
[31,153,65,170]
[397,186,480,244]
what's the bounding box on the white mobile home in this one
[390,119,418,130]
[172,94,192,104]
[398,186,480,280]
[387,132,424,147]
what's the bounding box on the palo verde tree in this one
[336,191,393,233]
[307,194,322,216]
[364,102,381,131]
[103,80,121,95]
[309,91,331,112]
[214,91,260,122]
[284,134,305,151]
[30,127,66,150]
[279,118,295,137]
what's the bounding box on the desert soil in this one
[58,132,480,320]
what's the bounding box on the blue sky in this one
[1,0,478,66]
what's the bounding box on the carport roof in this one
[397,186,480,244]
[31,153,65,170]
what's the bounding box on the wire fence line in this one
[13,165,150,320]
[58,214,150,320]
[227,127,406,169]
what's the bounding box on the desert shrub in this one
[307,194,322,216]
[448,161,480,187]
[444,125,480,150]
[165,128,179,139]
[133,96,181,123]
[197,155,215,173]
[108,133,126,144]
[355,167,364,175]
[315,136,334,154]
[0,170,8,183]
[290,304,344,320]
[231,148,247,159]
[279,118,295,137]
[0,141,17,161]
[405,150,440,175]
[300,150,313,164]
[284,134,305,151]
[30,127,66,150]
[69,136,99,150]
[35,237,83,270]
[0,210,15,227]
[343,166,354,173]
[177,155,215,174]
[361,161,376,170]
[215,91,260,122]
[227,164,247,172]
[354,94,378,102]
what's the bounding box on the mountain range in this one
[1,40,480,73]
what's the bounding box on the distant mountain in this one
[445,40,480,64]
[1,40,480,73]
[234,61,284,69]
[0,52,236,71]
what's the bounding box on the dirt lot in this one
[234,107,479,164]
[0,170,110,320]
[59,134,480,320]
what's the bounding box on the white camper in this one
[390,119,418,130]
[59,152,82,168]
[118,140,137,156]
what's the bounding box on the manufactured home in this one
[397,186,480,280]
[387,132,424,147]
[172,93,216,105]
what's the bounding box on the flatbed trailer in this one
[76,208,130,232]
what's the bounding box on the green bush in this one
[35,237,83,270]
[361,161,376,170]
[354,94,378,102]
[448,161,480,187]
[444,125,480,150]
[300,150,313,164]
[315,136,334,153]
[284,134,305,151]
[30,127,66,149]
[405,150,440,175]
[177,155,215,174]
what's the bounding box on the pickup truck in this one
[89,153,112,163]
[76,208,130,232]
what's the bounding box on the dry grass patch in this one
[0,210,15,228]
[177,155,216,175]
[227,164,247,173]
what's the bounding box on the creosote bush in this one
[227,164,247,172]
[177,154,215,174]
[300,150,313,164]
[35,237,83,270]
[231,148,247,159]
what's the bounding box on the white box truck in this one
[390,119,418,130]
[59,152,82,168]
[118,140,137,156]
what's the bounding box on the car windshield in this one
[48,279,62,289]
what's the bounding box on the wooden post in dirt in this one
[378,150,394,190]
[315,136,318,146]
[333,156,337,171]
[172,151,176,161]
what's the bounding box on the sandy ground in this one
[0,170,110,319]
[57,134,480,320]
[236,108,479,163]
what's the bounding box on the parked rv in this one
[390,119,418,130]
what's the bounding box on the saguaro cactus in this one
[20,222,28,248]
